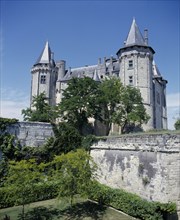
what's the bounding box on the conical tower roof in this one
[35,41,52,65]
[125,18,146,47]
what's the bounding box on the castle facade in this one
[31,19,167,131]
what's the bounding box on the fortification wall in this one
[7,122,53,147]
[3,122,180,217]
[90,133,180,218]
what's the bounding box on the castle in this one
[30,19,168,131]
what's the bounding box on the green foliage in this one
[81,135,97,152]
[0,118,20,187]
[58,77,149,135]
[4,159,47,218]
[0,134,22,161]
[0,117,18,132]
[98,77,124,135]
[51,122,82,155]
[22,92,57,123]
[58,77,101,135]
[51,149,97,205]
[174,118,180,130]
[0,118,20,160]
[112,86,150,133]
[88,182,177,220]
[0,181,58,208]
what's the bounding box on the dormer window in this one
[40,73,46,84]
[128,60,133,69]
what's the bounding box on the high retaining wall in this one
[90,133,180,218]
[7,122,53,147]
[2,122,180,218]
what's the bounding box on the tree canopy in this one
[51,149,97,205]
[112,85,150,133]
[22,92,57,123]
[21,77,150,135]
[58,77,149,135]
[58,77,101,135]
[4,159,46,218]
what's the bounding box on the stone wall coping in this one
[91,133,180,153]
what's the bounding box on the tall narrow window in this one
[40,74,46,84]
[128,60,133,68]
[129,76,133,85]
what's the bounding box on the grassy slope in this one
[0,198,135,220]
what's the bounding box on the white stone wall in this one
[31,71,39,99]
[7,122,54,147]
[91,134,180,218]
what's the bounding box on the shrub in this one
[0,181,58,208]
[174,118,180,130]
[88,182,176,220]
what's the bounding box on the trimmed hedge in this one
[88,182,177,220]
[0,181,58,208]
[0,180,177,220]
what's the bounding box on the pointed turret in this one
[117,18,155,56]
[125,18,146,47]
[35,41,52,65]
[31,41,57,107]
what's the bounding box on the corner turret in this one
[31,41,57,106]
[117,19,155,130]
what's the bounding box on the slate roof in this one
[60,65,98,82]
[35,41,52,65]
[152,60,161,76]
[152,60,168,83]
[125,18,146,47]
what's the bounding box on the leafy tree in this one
[4,159,45,219]
[98,77,124,135]
[112,86,150,133]
[51,149,97,205]
[58,77,149,135]
[22,92,57,123]
[174,118,180,130]
[45,122,82,156]
[58,77,101,135]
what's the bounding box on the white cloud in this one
[167,93,180,130]
[167,93,180,108]
[0,88,30,121]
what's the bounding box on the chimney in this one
[144,29,148,45]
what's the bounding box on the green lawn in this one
[0,198,135,220]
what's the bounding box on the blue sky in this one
[0,0,179,129]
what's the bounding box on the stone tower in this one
[117,19,158,130]
[31,41,57,106]
[30,19,167,131]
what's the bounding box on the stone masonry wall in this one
[90,133,180,218]
[7,122,53,147]
[2,122,180,217]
